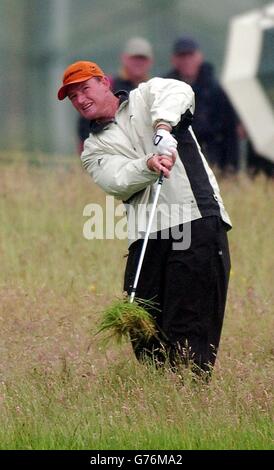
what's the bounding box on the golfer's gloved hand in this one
[152,129,177,157]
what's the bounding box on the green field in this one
[0,153,273,450]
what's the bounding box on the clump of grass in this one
[97,298,159,346]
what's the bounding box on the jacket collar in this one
[89,90,129,134]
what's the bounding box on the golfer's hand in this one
[152,129,178,157]
[147,151,176,178]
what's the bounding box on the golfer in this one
[58,61,231,377]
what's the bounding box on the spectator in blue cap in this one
[165,35,240,175]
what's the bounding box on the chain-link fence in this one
[0,0,270,155]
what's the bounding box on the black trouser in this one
[124,216,231,375]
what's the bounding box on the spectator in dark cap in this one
[77,37,154,154]
[165,35,240,174]
[173,36,200,56]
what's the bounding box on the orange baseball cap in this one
[57,61,105,100]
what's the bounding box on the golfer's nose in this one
[76,93,85,106]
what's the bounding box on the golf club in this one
[129,171,164,304]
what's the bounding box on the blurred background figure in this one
[77,37,153,154]
[165,35,240,175]
[237,123,274,178]
[246,141,274,178]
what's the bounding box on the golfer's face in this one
[67,77,109,120]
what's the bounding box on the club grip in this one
[158,171,164,185]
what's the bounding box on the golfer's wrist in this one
[146,154,158,172]
[154,120,172,132]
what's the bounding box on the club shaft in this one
[129,173,164,304]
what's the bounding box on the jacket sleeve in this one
[81,149,159,201]
[138,77,195,128]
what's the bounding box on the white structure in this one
[222,3,274,162]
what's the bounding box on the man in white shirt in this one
[58,61,231,379]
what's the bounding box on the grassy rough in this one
[0,154,273,450]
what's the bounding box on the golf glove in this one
[153,129,177,157]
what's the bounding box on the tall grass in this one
[0,154,273,449]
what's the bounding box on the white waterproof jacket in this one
[81,77,231,246]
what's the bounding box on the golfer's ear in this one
[101,75,111,89]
